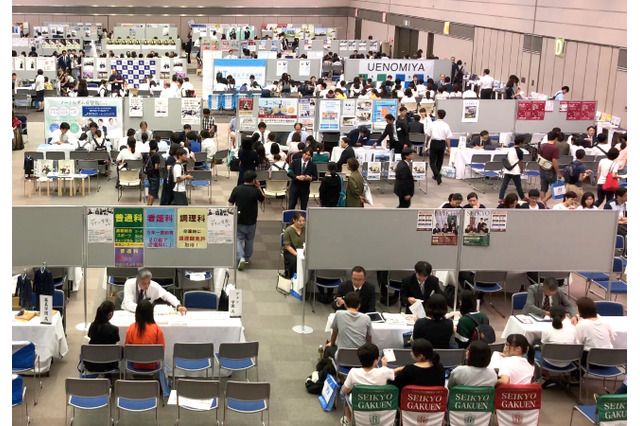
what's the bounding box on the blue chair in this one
[595,301,625,316]
[175,379,220,425]
[511,292,528,315]
[313,275,342,313]
[466,271,507,318]
[465,154,491,188]
[183,290,217,310]
[115,380,160,425]
[223,381,270,425]
[282,209,306,230]
[570,394,626,425]
[588,257,627,300]
[215,342,259,381]
[172,343,215,389]
[12,375,29,426]
[77,159,100,192]
[123,344,164,380]
[332,348,361,383]
[534,343,584,401]
[65,378,111,426]
[12,342,42,405]
[579,348,626,403]
[79,344,122,378]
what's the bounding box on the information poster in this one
[516,100,546,120]
[461,99,479,122]
[177,208,208,249]
[387,161,398,179]
[34,160,53,177]
[114,208,144,267]
[154,98,168,117]
[298,98,315,131]
[412,162,426,180]
[44,97,124,140]
[491,211,507,232]
[276,60,288,75]
[207,207,234,244]
[343,99,356,116]
[367,162,381,180]
[258,98,298,126]
[81,58,94,79]
[87,207,114,243]
[96,58,108,78]
[299,60,311,76]
[462,209,491,246]
[566,101,596,121]
[319,100,341,130]
[238,97,253,114]
[37,57,56,72]
[181,98,202,126]
[356,100,373,127]
[129,97,143,117]
[417,209,434,231]
[145,208,176,248]
[372,100,397,130]
[431,210,459,246]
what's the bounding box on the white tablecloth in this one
[111,310,244,365]
[454,148,514,179]
[501,315,627,349]
[330,147,394,164]
[37,143,77,159]
[12,311,69,372]
[325,313,414,350]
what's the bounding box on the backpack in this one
[305,359,336,395]
[143,153,156,175]
[562,161,580,184]
[465,313,496,344]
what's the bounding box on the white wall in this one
[432,34,473,66]
[360,20,391,42]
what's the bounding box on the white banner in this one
[44,97,124,140]
[154,98,168,117]
[299,60,311,76]
[357,59,436,81]
[214,59,266,89]
[202,50,215,101]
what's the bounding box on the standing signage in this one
[40,295,53,324]
[356,60,435,84]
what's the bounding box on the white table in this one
[325,313,414,350]
[501,315,627,349]
[12,311,69,372]
[454,147,525,179]
[37,143,77,159]
[111,310,244,366]
[330,147,394,164]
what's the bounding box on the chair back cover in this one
[352,384,399,426]
[495,384,542,426]
[400,385,447,426]
[447,386,494,426]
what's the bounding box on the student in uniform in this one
[171,148,193,205]
[391,338,445,391]
[496,334,535,385]
[447,341,497,389]
[518,189,546,209]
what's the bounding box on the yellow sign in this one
[554,38,565,57]
[176,208,208,249]
[444,22,450,35]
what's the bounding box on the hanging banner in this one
[372,100,397,130]
[298,98,316,131]
[114,59,157,87]
[176,208,208,249]
[299,60,311,76]
[462,99,479,122]
[318,100,341,131]
[258,98,298,126]
[114,207,144,267]
[431,210,459,246]
[87,207,114,243]
[154,98,168,117]
[129,97,143,118]
[181,98,202,126]
[44,97,123,140]
[145,208,176,248]
[356,100,373,127]
[356,59,436,84]
[207,207,234,244]
[417,209,434,231]
[462,209,491,246]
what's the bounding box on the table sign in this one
[40,295,53,324]
[229,288,242,317]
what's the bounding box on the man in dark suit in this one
[522,277,577,323]
[332,266,377,314]
[400,261,443,314]
[374,114,403,154]
[394,147,415,208]
[287,148,318,210]
[58,50,71,71]
[335,137,355,170]
[396,107,412,149]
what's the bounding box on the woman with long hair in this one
[412,294,455,349]
[124,300,166,370]
[84,300,120,373]
[448,341,497,388]
[497,334,535,385]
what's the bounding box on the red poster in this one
[517,101,546,120]
[566,101,582,120]
[580,101,596,121]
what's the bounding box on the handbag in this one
[602,163,619,191]
[276,273,292,296]
[536,154,553,171]
[551,180,566,199]
[363,180,373,205]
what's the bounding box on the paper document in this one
[383,349,396,363]
[515,315,533,324]
[488,351,502,371]
[409,300,426,319]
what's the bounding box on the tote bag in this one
[603,163,620,191]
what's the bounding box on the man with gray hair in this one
[122,269,186,314]
[522,277,576,324]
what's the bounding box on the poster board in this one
[44,97,124,140]
[213,59,267,89]
[436,99,516,133]
[514,100,597,134]
[265,59,321,83]
[123,98,201,132]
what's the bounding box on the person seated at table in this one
[266,135,283,162]
[347,126,371,147]
[522,277,577,323]
[50,121,76,145]
[496,333,535,385]
[333,266,376,314]
[412,294,456,349]
[325,291,372,360]
[518,189,546,209]
[469,130,490,149]
[400,261,442,314]
[391,338,445,391]
[496,193,519,208]
[455,290,490,348]
[282,212,305,279]
[312,143,329,163]
[286,122,309,147]
[116,137,142,167]
[335,137,355,171]
[124,300,165,370]
[121,269,187,314]
[575,297,616,366]
[538,305,577,388]
[85,300,120,373]
[441,193,463,208]
[462,192,486,209]
[447,341,497,389]
[134,121,153,142]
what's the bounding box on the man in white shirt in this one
[50,122,77,145]
[425,109,452,185]
[121,269,187,314]
[462,88,478,98]
[286,123,309,144]
[134,121,153,142]
[552,86,570,101]
[182,77,194,93]
[478,68,494,99]
[200,130,217,164]
[160,80,175,98]
[252,122,271,145]
[225,49,238,59]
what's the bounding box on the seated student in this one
[575,297,616,366]
[577,191,597,210]
[496,334,535,385]
[271,153,288,171]
[124,300,166,370]
[552,190,577,209]
[604,187,627,236]
[286,142,306,164]
[312,143,329,163]
[412,294,455,349]
[462,192,486,208]
[470,130,490,149]
[187,131,201,153]
[522,277,577,323]
[85,301,120,373]
[75,133,92,151]
[518,189,546,209]
[200,130,217,165]
[391,338,445,391]
[333,266,376,313]
[441,193,463,208]
[448,341,497,389]
[400,261,442,314]
[341,343,395,426]
[496,193,519,208]
[455,290,490,348]
[325,291,373,360]
[116,137,142,166]
[539,305,577,387]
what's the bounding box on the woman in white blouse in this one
[116,137,142,166]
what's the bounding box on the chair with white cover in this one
[117,169,142,201]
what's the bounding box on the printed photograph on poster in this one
[129,97,143,117]
[258,98,298,126]
[341,116,356,127]
[238,98,253,114]
[155,98,168,117]
[207,207,234,244]
[87,207,114,243]
[177,208,208,249]
[181,98,201,125]
[412,162,426,180]
[431,210,459,246]
[58,159,75,175]
[145,208,176,248]
[387,161,398,180]
[299,98,315,131]
[343,99,356,116]
[25,57,36,71]
[461,100,479,122]
[356,100,373,127]
[299,60,311,76]
[35,160,53,177]
[81,58,94,79]
[462,209,491,246]
[490,211,507,232]
[319,100,341,131]
[417,209,434,231]
[96,58,108,78]
[367,162,381,180]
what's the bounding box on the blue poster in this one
[372,100,397,130]
[82,106,117,117]
[145,208,176,248]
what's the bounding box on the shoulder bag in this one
[602,162,619,191]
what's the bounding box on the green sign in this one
[114,208,144,228]
[554,38,565,57]
[448,386,495,412]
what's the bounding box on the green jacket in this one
[346,170,364,207]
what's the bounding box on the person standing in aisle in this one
[498,134,526,202]
[425,109,452,185]
[171,148,193,205]
[394,147,415,208]
[229,170,265,270]
[478,69,494,99]
[287,148,318,210]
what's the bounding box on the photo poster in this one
[44,97,124,140]
[559,102,568,113]
[417,209,434,231]
[35,159,54,177]
[298,97,316,131]
[129,96,143,117]
[372,100,397,130]
[177,208,208,249]
[276,60,288,75]
[160,57,171,79]
[318,100,341,131]
[181,98,202,126]
[461,99,479,122]
[387,161,398,179]
[144,208,176,248]
[114,207,144,267]
[25,57,36,72]
[96,58,108,78]
[367,162,381,180]
[462,209,491,247]
[58,159,75,175]
[14,57,24,71]
[356,100,373,128]
[299,60,311,76]
[566,101,596,121]
[412,161,426,180]
[81,57,94,79]
[516,100,545,120]
[341,99,357,129]
[86,207,114,243]
[257,97,298,126]
[214,59,267,89]
[154,98,169,117]
[207,207,235,244]
[37,57,56,73]
[490,211,507,232]
[238,97,254,115]
[431,210,459,246]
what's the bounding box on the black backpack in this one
[562,161,579,184]
[143,153,156,175]
[465,313,496,344]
